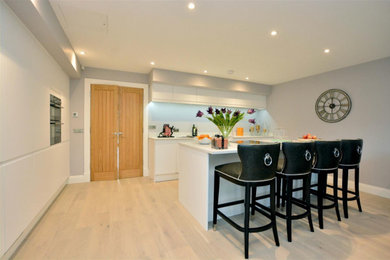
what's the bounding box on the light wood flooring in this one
[12,177,390,259]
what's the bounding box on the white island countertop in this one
[179,142,239,154]
[148,136,195,140]
[178,138,281,155]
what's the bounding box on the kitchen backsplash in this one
[148,102,275,137]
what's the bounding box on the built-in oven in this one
[50,94,62,145]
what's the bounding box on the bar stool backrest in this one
[340,139,363,166]
[281,142,315,175]
[313,141,342,170]
[238,143,280,181]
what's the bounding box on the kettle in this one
[158,124,174,137]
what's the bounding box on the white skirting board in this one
[154,173,178,182]
[67,172,90,184]
[1,180,67,260]
[326,176,390,199]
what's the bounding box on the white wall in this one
[267,57,390,190]
[0,1,70,257]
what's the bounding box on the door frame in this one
[84,78,149,181]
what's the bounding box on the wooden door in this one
[119,87,143,178]
[90,84,118,181]
[90,84,143,181]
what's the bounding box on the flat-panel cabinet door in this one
[173,86,197,103]
[151,84,173,101]
[154,141,177,175]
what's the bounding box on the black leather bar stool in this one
[334,139,363,218]
[213,144,280,259]
[310,140,342,229]
[274,142,315,242]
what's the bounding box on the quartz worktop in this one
[179,142,238,154]
[148,136,196,140]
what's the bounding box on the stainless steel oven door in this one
[50,106,56,121]
[50,123,56,145]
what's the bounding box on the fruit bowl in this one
[198,134,211,145]
[300,133,319,141]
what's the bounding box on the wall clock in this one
[315,89,351,123]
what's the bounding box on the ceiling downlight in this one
[188,2,195,10]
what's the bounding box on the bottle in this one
[192,124,198,137]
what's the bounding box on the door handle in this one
[113,132,123,136]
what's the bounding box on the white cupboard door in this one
[154,141,177,174]
[173,86,197,103]
[196,88,223,106]
[151,84,173,101]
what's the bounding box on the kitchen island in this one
[178,141,273,230]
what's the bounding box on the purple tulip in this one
[233,110,241,117]
[247,108,255,114]
[196,110,204,117]
[215,109,221,115]
[227,109,232,114]
[248,118,256,124]
[207,106,213,114]
[221,108,226,114]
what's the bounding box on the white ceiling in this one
[50,0,390,85]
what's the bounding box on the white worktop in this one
[179,142,239,154]
[148,136,196,140]
[178,138,282,155]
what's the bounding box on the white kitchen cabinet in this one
[150,83,266,109]
[148,138,193,182]
[150,84,173,102]
[173,85,197,103]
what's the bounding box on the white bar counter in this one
[178,140,313,230]
[178,142,239,230]
[178,142,275,230]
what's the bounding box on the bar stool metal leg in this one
[276,177,281,208]
[286,177,293,242]
[270,179,280,246]
[355,167,363,212]
[281,178,286,207]
[317,173,325,229]
[342,168,349,218]
[304,174,314,232]
[213,172,220,230]
[251,186,256,215]
[244,184,251,259]
[333,169,341,221]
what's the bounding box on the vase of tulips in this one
[196,107,255,149]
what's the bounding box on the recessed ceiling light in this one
[150,61,155,65]
[245,77,249,80]
[270,30,278,36]
[203,70,208,73]
[80,51,85,55]
[324,49,330,54]
[188,2,195,10]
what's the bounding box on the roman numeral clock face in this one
[315,89,352,123]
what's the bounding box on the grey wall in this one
[69,67,148,176]
[267,57,390,189]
